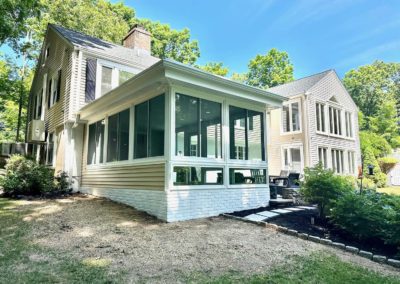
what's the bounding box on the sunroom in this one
[77,59,286,222]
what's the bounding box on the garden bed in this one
[267,210,399,260]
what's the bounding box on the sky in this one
[126,0,400,79]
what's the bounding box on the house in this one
[26,24,286,222]
[266,70,361,177]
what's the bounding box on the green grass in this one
[0,198,122,283]
[378,186,400,196]
[185,253,400,284]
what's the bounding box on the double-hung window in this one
[97,62,135,98]
[331,149,344,174]
[107,109,130,162]
[316,102,326,132]
[282,101,301,133]
[134,94,165,159]
[230,106,264,161]
[345,111,353,138]
[347,151,355,174]
[175,94,222,158]
[329,106,342,135]
[318,147,328,168]
[87,120,105,165]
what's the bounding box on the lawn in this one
[0,195,399,283]
[378,186,400,196]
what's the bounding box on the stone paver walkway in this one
[244,205,316,222]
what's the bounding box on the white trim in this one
[280,143,304,173]
[280,98,302,135]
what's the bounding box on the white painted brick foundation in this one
[79,187,168,220]
[79,186,270,222]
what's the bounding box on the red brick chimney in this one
[123,25,151,55]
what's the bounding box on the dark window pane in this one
[96,121,105,163]
[229,106,247,159]
[107,113,118,162]
[173,167,223,185]
[134,102,148,158]
[149,95,165,157]
[175,94,199,156]
[200,99,221,158]
[87,124,96,165]
[248,110,264,161]
[118,109,130,161]
[229,168,266,184]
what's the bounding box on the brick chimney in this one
[122,25,151,55]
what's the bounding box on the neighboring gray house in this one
[267,70,361,176]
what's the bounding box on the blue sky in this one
[127,0,400,78]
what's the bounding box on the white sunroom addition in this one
[76,59,286,222]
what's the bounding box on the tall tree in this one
[246,48,294,89]
[343,61,400,118]
[198,62,229,76]
[0,0,40,46]
[133,19,200,65]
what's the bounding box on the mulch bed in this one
[267,210,399,260]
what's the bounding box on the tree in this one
[0,0,40,46]
[198,62,229,76]
[343,61,400,118]
[246,48,294,89]
[231,72,248,84]
[369,98,400,147]
[133,19,200,65]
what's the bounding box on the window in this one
[282,146,302,173]
[331,149,344,174]
[318,147,328,168]
[329,106,342,135]
[107,109,130,162]
[47,78,52,109]
[101,66,113,96]
[134,94,165,158]
[345,111,353,138]
[316,102,326,132]
[347,151,355,174]
[282,101,301,133]
[230,106,264,161]
[46,133,54,166]
[173,167,223,185]
[175,94,222,158]
[87,120,105,165]
[119,70,134,85]
[33,90,43,119]
[229,168,267,184]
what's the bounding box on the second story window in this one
[345,111,353,138]
[316,102,326,132]
[101,66,113,96]
[329,106,342,136]
[282,101,301,133]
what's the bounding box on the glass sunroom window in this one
[229,106,264,161]
[175,94,222,158]
[107,109,129,162]
[134,94,165,158]
[173,167,223,185]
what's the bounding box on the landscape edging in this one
[222,213,400,269]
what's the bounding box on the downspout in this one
[303,92,311,169]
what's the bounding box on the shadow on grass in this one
[0,197,122,283]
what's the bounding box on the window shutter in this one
[47,78,52,108]
[33,94,37,119]
[85,58,97,102]
[56,69,62,102]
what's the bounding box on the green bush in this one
[0,155,71,196]
[331,190,400,247]
[378,156,398,174]
[360,131,392,158]
[300,163,355,218]
[358,177,377,190]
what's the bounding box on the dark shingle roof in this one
[267,70,333,97]
[51,24,159,68]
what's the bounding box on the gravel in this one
[18,195,400,282]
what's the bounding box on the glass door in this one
[282,145,303,173]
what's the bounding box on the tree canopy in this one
[198,62,229,76]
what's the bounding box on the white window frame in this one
[347,150,356,174]
[281,144,304,173]
[317,146,328,169]
[345,111,354,138]
[331,148,345,174]
[328,105,343,137]
[281,99,302,134]
[315,101,327,133]
[95,59,137,99]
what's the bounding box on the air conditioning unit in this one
[28,120,46,142]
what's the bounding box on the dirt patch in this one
[13,195,400,282]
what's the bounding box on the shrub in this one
[331,190,400,247]
[357,177,377,191]
[378,156,398,174]
[300,163,354,218]
[0,155,70,196]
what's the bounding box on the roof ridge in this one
[269,69,333,90]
